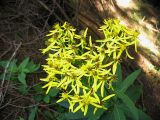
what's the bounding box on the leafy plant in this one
[55,64,152,120]
[0,57,40,94]
[28,106,38,120]
[104,65,152,120]
[40,19,140,116]
[33,84,59,103]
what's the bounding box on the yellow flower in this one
[73,90,103,116]
[102,94,115,101]
[41,20,138,116]
[57,92,72,103]
[42,81,59,94]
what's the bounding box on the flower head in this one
[41,19,139,115]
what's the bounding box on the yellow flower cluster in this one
[40,19,139,116]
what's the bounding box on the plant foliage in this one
[40,19,141,116]
[0,57,40,94]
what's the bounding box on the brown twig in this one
[0,42,22,106]
[54,1,72,23]
[0,45,12,58]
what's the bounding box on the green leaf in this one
[118,103,152,120]
[18,84,28,95]
[87,107,105,120]
[0,60,18,72]
[100,111,113,120]
[65,111,85,120]
[28,106,38,120]
[116,92,139,120]
[43,110,55,119]
[116,69,141,93]
[18,57,30,71]
[137,109,152,120]
[26,61,40,73]
[116,103,132,119]
[126,85,143,102]
[33,84,44,94]
[43,95,50,103]
[19,117,25,120]
[8,60,18,73]
[56,113,66,120]
[22,68,30,73]
[113,105,126,120]
[0,74,4,80]
[100,105,126,120]
[18,72,27,85]
[0,73,11,81]
[57,111,85,120]
[48,88,59,97]
[0,61,9,68]
[33,95,43,102]
[58,100,70,108]
[116,64,122,82]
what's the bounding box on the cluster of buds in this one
[41,19,139,116]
